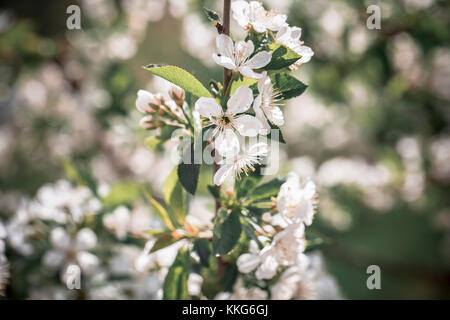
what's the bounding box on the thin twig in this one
[213,0,232,215]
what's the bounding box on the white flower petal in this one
[216,34,234,57]
[253,95,271,135]
[227,86,254,114]
[297,46,314,64]
[235,40,254,62]
[136,90,154,113]
[237,253,261,273]
[195,97,222,118]
[75,228,97,250]
[234,115,263,137]
[267,14,288,31]
[267,106,285,126]
[255,254,279,280]
[43,250,65,268]
[231,0,250,28]
[215,128,240,156]
[248,142,268,157]
[50,227,71,250]
[245,51,272,69]
[238,66,264,79]
[291,27,303,40]
[212,53,236,70]
[214,164,234,186]
[76,251,99,274]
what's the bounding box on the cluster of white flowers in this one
[232,0,314,68]
[21,180,102,224]
[233,172,320,299]
[190,1,311,186]
[43,227,99,280]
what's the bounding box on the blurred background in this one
[0,0,449,299]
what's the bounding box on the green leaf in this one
[234,166,263,199]
[267,122,286,144]
[150,232,179,253]
[247,177,285,204]
[103,181,142,209]
[213,209,242,256]
[178,143,201,195]
[143,229,168,237]
[270,72,307,100]
[144,65,212,98]
[207,185,220,199]
[144,188,176,231]
[163,249,190,300]
[163,167,187,226]
[230,77,258,96]
[221,263,238,292]
[203,8,221,23]
[263,43,301,70]
[193,238,211,268]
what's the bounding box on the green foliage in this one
[150,232,180,253]
[144,65,212,98]
[246,177,285,205]
[270,72,307,100]
[212,208,242,256]
[177,143,201,195]
[163,249,190,300]
[263,43,301,70]
[102,181,142,209]
[193,238,211,268]
[163,167,188,226]
[234,166,263,200]
[144,188,176,230]
[221,263,238,292]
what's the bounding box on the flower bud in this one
[136,90,156,113]
[169,86,185,106]
[139,115,155,130]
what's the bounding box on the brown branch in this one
[213,0,232,215]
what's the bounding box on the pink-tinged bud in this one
[139,115,155,130]
[169,86,185,106]
[136,90,157,113]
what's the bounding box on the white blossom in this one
[195,86,263,155]
[136,89,162,113]
[103,206,131,240]
[253,71,284,134]
[43,227,99,276]
[213,34,271,79]
[276,26,314,66]
[277,172,317,226]
[232,1,287,33]
[214,142,268,186]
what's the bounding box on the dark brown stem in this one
[213,0,232,215]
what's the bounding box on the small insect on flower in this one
[214,142,268,186]
[213,34,272,79]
